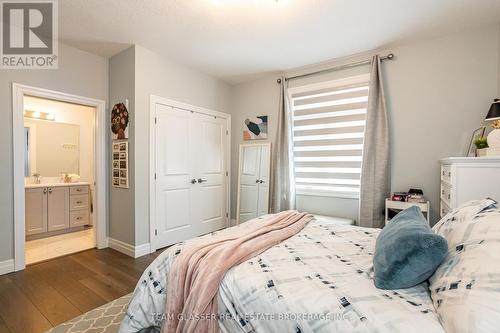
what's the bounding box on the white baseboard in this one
[135,243,151,258]
[107,237,150,258]
[0,259,15,275]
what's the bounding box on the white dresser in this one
[440,157,500,217]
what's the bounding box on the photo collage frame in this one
[112,142,129,188]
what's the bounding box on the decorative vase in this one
[487,129,500,149]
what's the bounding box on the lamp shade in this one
[485,98,500,121]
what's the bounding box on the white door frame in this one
[149,95,231,253]
[12,83,107,271]
[236,142,272,226]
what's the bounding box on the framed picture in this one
[243,115,268,140]
[111,102,129,140]
[467,126,486,157]
[112,141,129,188]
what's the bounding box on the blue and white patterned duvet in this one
[119,216,445,333]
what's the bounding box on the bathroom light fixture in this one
[24,109,56,121]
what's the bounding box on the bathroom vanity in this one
[25,182,91,238]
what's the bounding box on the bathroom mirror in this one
[24,119,80,177]
[236,143,271,224]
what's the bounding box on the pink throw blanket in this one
[163,210,314,333]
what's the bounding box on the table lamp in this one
[485,99,500,149]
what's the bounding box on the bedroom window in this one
[289,74,370,199]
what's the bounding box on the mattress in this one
[119,215,445,333]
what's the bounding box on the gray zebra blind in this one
[290,74,370,198]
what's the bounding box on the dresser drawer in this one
[70,194,89,211]
[70,185,88,195]
[441,165,452,183]
[440,200,451,218]
[440,182,452,205]
[70,210,89,227]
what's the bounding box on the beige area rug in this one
[46,294,132,333]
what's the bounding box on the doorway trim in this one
[12,83,107,271]
[149,95,231,253]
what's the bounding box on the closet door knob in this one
[197,178,207,183]
[190,179,197,184]
[259,180,265,184]
[255,179,260,183]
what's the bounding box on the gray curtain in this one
[359,55,391,228]
[270,77,295,213]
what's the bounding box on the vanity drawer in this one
[441,165,452,183]
[70,194,89,211]
[70,185,88,195]
[70,210,89,227]
[440,182,452,205]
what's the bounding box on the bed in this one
[119,215,445,333]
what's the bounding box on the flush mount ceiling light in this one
[211,0,282,5]
[24,109,55,121]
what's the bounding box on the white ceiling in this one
[59,0,500,84]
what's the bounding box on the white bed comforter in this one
[119,216,445,333]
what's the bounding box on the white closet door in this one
[257,144,271,216]
[238,146,260,223]
[155,105,196,248]
[191,112,227,235]
[154,104,228,249]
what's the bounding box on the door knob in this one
[190,179,197,184]
[43,188,47,194]
[197,178,207,183]
[255,179,260,183]
[259,180,265,184]
[48,188,52,194]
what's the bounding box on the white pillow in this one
[429,199,500,332]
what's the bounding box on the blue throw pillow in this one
[373,206,448,290]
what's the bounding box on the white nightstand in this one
[385,199,430,225]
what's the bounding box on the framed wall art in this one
[112,141,129,188]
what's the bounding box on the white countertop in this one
[25,181,90,189]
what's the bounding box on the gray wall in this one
[229,24,500,225]
[0,43,108,261]
[107,45,232,247]
[229,76,280,219]
[109,46,135,245]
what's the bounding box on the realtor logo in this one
[1,0,58,69]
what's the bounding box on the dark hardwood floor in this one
[0,248,160,333]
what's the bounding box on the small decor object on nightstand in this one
[466,126,486,157]
[483,98,500,156]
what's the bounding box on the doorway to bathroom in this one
[12,84,107,271]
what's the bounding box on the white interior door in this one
[238,145,261,223]
[154,103,229,249]
[257,144,271,216]
[191,112,228,235]
[155,105,196,248]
